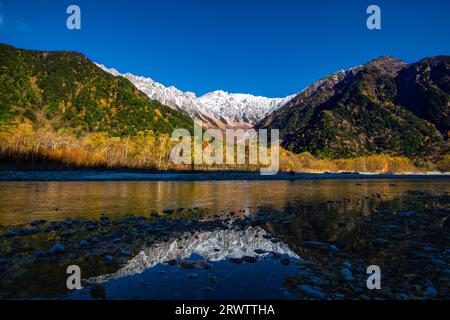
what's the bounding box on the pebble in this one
[342,261,352,269]
[341,268,355,281]
[30,220,46,226]
[424,286,438,299]
[443,216,450,229]
[104,255,114,264]
[4,230,20,237]
[375,238,390,247]
[78,240,88,247]
[179,260,196,269]
[297,285,326,299]
[229,258,243,264]
[119,250,133,257]
[309,276,325,286]
[50,244,65,254]
[304,241,329,249]
[399,211,416,218]
[254,249,267,254]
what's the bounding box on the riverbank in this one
[1,170,449,181]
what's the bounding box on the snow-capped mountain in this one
[198,90,294,127]
[96,63,295,128]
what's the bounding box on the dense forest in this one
[258,56,449,164]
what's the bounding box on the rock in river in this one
[104,255,115,264]
[297,285,326,299]
[424,286,438,299]
[179,260,196,269]
[341,268,355,281]
[50,244,65,254]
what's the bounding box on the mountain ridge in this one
[96,63,295,128]
[258,55,449,161]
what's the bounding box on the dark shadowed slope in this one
[258,56,449,161]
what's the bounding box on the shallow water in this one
[0,179,449,225]
[0,178,449,299]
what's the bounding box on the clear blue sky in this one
[1,0,449,97]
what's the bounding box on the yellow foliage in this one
[99,98,108,107]
[0,121,437,173]
[154,108,163,118]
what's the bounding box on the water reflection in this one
[0,179,448,225]
[0,179,448,299]
[92,226,299,283]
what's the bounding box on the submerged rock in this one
[341,268,355,281]
[30,220,46,227]
[424,286,438,299]
[104,255,114,264]
[179,260,196,269]
[329,244,338,252]
[78,240,88,247]
[375,238,390,247]
[297,285,326,299]
[342,261,352,269]
[280,258,290,266]
[242,256,257,263]
[50,244,65,254]
[229,258,243,265]
[399,211,416,218]
[304,241,329,249]
[442,216,450,229]
[309,276,325,286]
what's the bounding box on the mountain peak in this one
[98,66,296,128]
[363,55,407,76]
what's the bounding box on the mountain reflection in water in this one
[70,226,302,300]
[0,178,448,300]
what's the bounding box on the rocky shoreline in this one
[0,170,449,181]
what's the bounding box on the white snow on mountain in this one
[96,63,296,128]
[198,90,295,127]
[90,226,300,282]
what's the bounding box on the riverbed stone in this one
[424,286,438,299]
[179,260,196,269]
[297,285,325,299]
[342,261,352,269]
[341,268,355,281]
[104,255,114,264]
[50,244,65,254]
[90,283,106,299]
